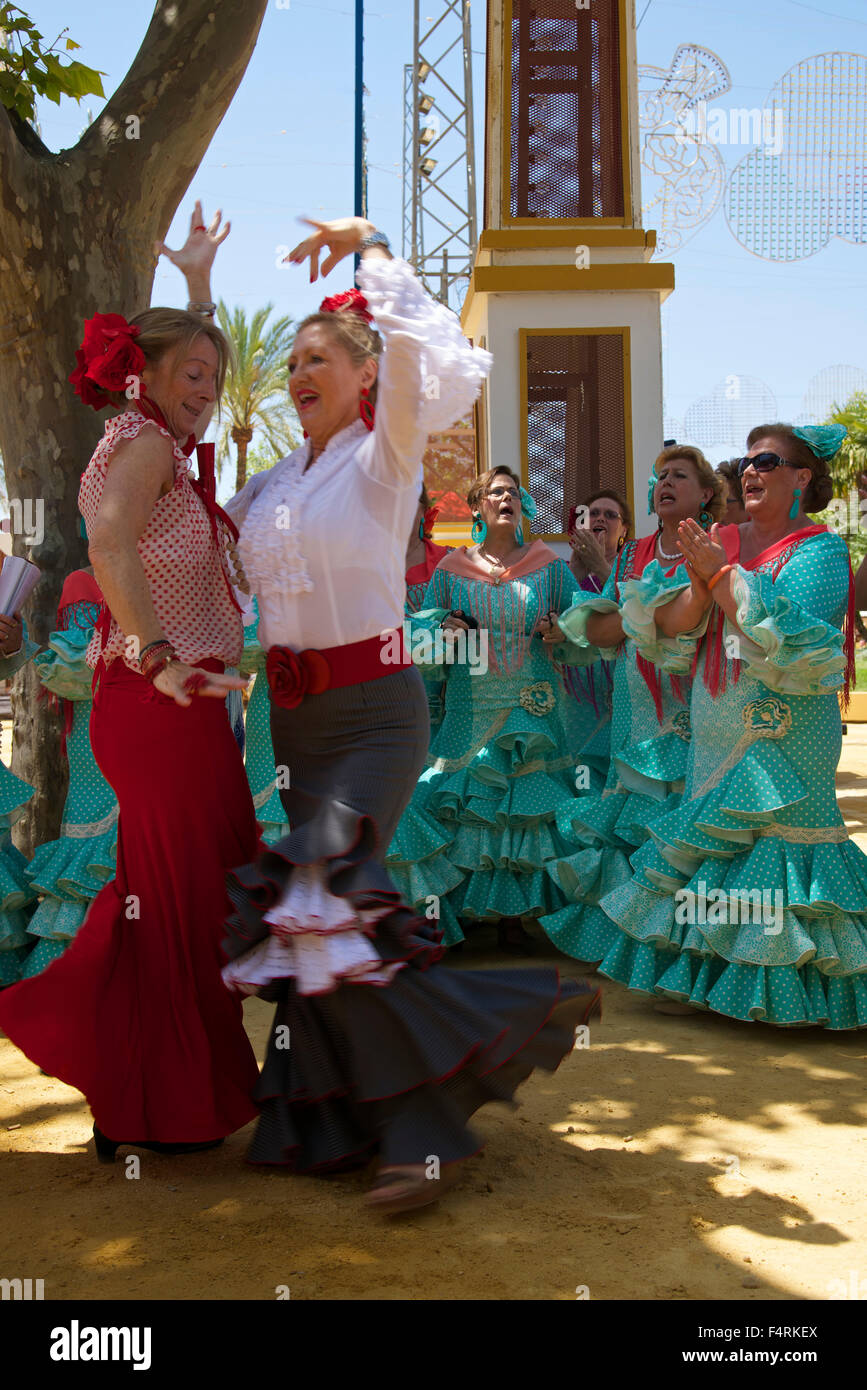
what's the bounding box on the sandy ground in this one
[2,730,867,1302]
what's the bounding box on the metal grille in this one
[526,333,627,535]
[509,0,623,220]
[424,419,477,523]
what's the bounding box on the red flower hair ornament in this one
[69,313,147,410]
[318,289,374,324]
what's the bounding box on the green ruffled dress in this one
[597,528,867,1028]
[0,637,39,986]
[385,542,597,945]
[240,604,288,845]
[21,598,117,977]
[538,538,693,963]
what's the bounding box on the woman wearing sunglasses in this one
[593,423,867,1029]
[539,446,725,967]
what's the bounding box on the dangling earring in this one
[699,508,711,530]
[514,522,525,546]
[359,387,375,432]
[418,517,426,541]
[789,487,802,521]
[471,514,487,544]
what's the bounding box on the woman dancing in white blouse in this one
[222,215,600,1215]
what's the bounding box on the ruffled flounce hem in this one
[0,836,37,914]
[0,906,33,952]
[224,862,403,995]
[0,774,35,831]
[538,901,620,965]
[0,945,28,988]
[246,969,601,1170]
[25,828,116,900]
[21,894,88,945]
[223,792,447,996]
[223,789,601,1169]
[593,739,867,1026]
[599,933,867,1030]
[19,936,68,978]
[386,733,586,942]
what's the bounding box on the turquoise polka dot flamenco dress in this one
[595,526,867,1029]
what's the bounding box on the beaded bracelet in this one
[139,640,174,671]
[140,641,177,681]
[707,564,733,593]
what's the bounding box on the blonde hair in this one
[100,309,231,410]
[653,444,726,522]
[294,309,383,402]
[467,466,522,513]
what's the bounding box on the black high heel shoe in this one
[93,1124,224,1163]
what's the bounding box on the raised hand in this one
[154,200,230,281]
[284,216,374,282]
[677,517,727,582]
[569,527,608,572]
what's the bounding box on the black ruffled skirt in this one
[222,669,601,1171]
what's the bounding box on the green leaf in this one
[65,37,80,51]
[59,59,105,101]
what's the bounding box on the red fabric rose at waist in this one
[266,646,331,710]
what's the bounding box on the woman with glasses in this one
[539,447,725,968]
[386,465,598,952]
[568,490,631,591]
[560,489,632,782]
[593,424,867,1028]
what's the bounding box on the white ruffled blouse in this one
[225,256,492,653]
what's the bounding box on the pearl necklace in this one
[656,533,682,562]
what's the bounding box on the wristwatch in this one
[359,230,391,254]
[187,300,217,317]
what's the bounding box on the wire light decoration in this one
[638,44,731,255]
[725,52,867,261]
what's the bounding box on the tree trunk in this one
[0,0,268,854]
[233,426,254,494]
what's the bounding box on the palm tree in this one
[215,302,299,492]
[827,390,867,496]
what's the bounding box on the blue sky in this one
[19,0,867,459]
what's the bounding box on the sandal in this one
[365,1163,461,1215]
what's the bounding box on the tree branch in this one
[72,0,269,230]
[6,107,52,159]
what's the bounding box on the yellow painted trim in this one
[474,264,673,292]
[479,228,655,250]
[519,326,634,542]
[500,0,634,228]
[460,262,674,324]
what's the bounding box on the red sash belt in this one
[266,628,410,710]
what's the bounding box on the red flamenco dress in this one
[0,413,259,1144]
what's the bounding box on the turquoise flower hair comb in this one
[519,486,537,521]
[791,424,847,460]
[647,470,658,515]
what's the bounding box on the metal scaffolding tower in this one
[402,0,477,310]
